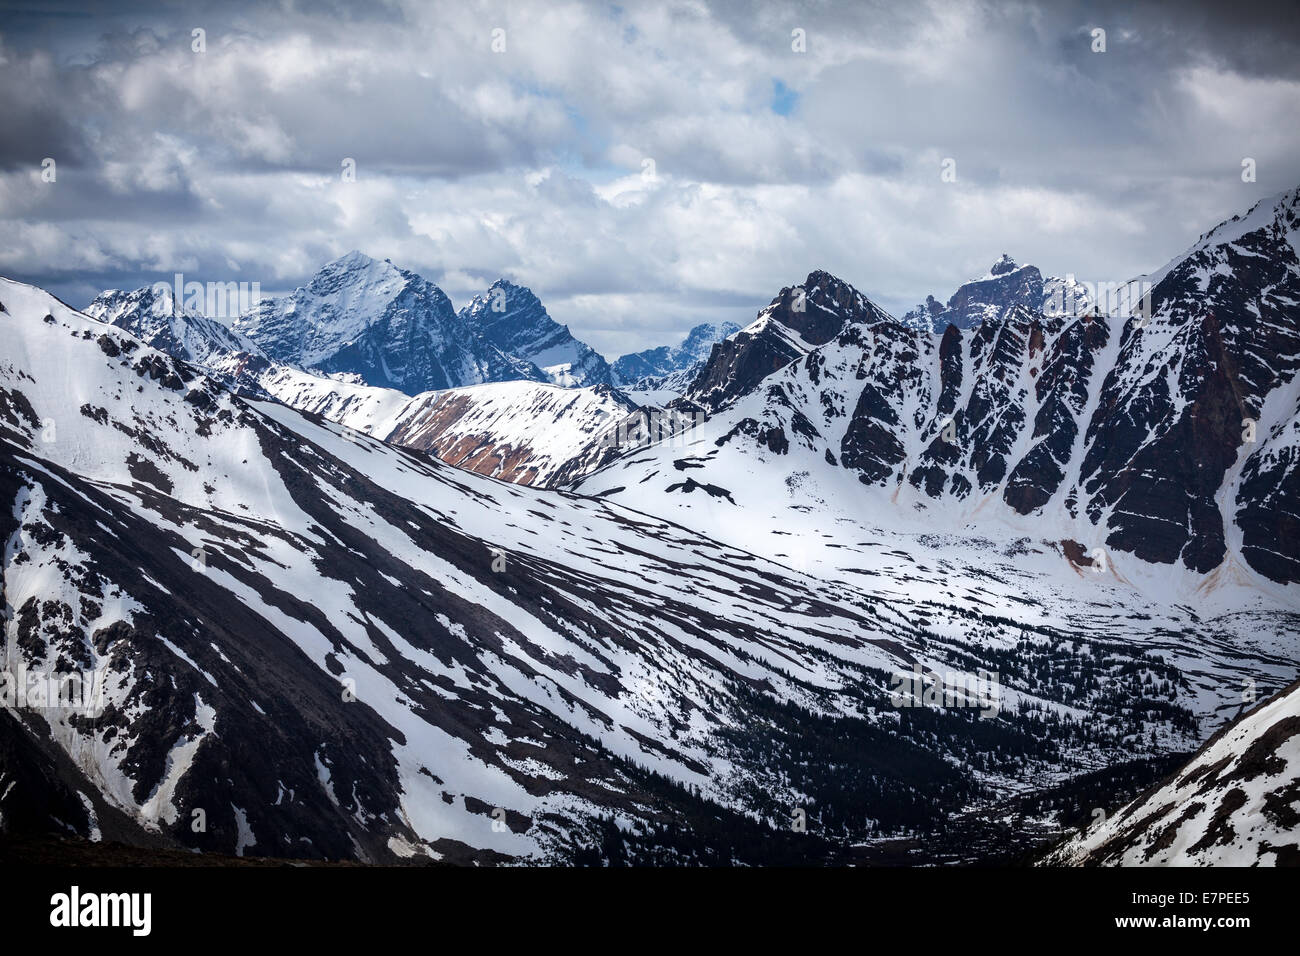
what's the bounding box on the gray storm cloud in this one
[0,0,1297,354]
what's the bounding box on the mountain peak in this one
[905,257,1046,332]
[793,270,883,326]
[231,253,505,393]
[479,277,540,305]
[803,269,851,291]
[988,253,1019,276]
[298,251,416,302]
[1184,184,1300,260]
[460,280,611,387]
[325,249,383,271]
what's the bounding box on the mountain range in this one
[98,250,739,400]
[581,188,1300,586]
[3,187,1300,866]
[86,257,743,487]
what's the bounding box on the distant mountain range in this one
[612,321,742,386]
[85,254,743,486]
[91,250,740,398]
[232,252,553,393]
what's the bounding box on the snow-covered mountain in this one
[1042,677,1300,866]
[459,279,612,388]
[680,270,890,413]
[231,255,620,394]
[576,188,1300,591]
[234,252,547,394]
[7,272,1293,864]
[612,321,741,386]
[78,283,641,488]
[903,255,1091,332]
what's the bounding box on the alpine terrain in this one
[2,188,1299,867]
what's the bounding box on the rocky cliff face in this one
[1075,188,1300,580]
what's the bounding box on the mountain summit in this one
[233,253,545,394]
[904,255,1047,331]
[988,253,1019,277]
[681,269,892,413]
[458,279,612,387]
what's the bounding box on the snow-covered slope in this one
[251,361,415,437]
[459,280,611,388]
[249,369,635,487]
[382,381,636,486]
[234,252,546,394]
[1043,677,1300,866]
[5,273,1291,864]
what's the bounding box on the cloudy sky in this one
[1,0,1298,356]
